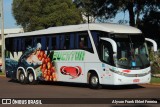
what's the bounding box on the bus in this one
[5,23,157,89]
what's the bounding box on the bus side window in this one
[46,37,50,50]
[5,38,9,51]
[91,31,98,49]
[91,31,109,52]
[13,38,17,51]
[63,35,70,49]
[79,36,85,49]
[75,33,79,49]
[13,38,21,51]
[41,37,46,50]
[46,36,55,50]
[6,38,14,51]
[33,37,39,47]
[21,38,25,51]
[25,38,33,49]
[100,41,114,65]
[34,37,46,50]
[51,37,56,50]
[70,33,74,49]
[60,35,65,49]
[76,32,93,53]
[17,38,21,51]
[36,38,41,44]
[56,36,60,49]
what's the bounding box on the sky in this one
[2,0,20,29]
[1,0,129,29]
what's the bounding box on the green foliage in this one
[12,0,82,31]
[74,0,119,23]
[0,72,4,75]
[74,0,160,26]
[139,10,160,47]
[149,49,160,74]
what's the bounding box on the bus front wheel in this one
[89,73,101,89]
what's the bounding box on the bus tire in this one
[19,71,27,84]
[27,71,37,85]
[89,73,101,89]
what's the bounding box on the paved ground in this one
[0,77,160,107]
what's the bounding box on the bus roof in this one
[6,23,142,38]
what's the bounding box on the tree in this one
[12,0,82,31]
[139,10,160,47]
[74,0,160,27]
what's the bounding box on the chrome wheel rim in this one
[28,73,34,83]
[20,73,25,82]
[91,76,98,85]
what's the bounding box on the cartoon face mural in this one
[60,66,82,79]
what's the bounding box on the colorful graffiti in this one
[60,66,82,79]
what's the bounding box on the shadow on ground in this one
[8,79,145,90]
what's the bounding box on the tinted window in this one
[24,38,33,50]
[33,37,46,50]
[100,40,114,65]
[51,37,56,50]
[91,31,109,50]
[16,38,21,51]
[5,31,94,53]
[51,32,93,52]
[64,35,70,49]
[5,38,14,51]
[46,36,57,50]
[75,32,93,53]
[60,35,65,49]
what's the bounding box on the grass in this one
[0,72,5,75]
[150,76,160,83]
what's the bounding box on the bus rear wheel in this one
[89,73,101,89]
[27,72,37,85]
[19,71,27,84]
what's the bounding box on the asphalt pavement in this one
[0,76,160,107]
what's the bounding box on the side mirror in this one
[145,38,157,52]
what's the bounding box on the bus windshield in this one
[111,34,150,69]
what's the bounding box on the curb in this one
[149,83,160,86]
[141,83,160,86]
[0,75,6,77]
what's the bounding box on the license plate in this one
[133,79,140,83]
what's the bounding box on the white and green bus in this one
[5,23,157,89]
